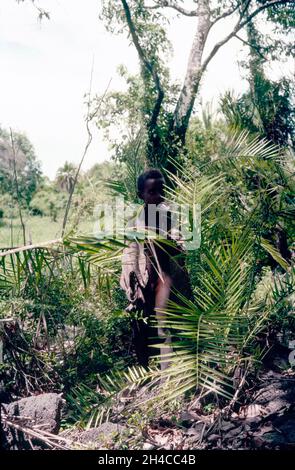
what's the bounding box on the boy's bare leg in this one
[154,273,173,371]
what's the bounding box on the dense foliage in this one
[0,0,294,442]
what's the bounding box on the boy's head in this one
[137,168,165,205]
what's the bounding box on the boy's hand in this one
[125,297,144,314]
[125,302,137,313]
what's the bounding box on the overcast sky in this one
[0,0,291,179]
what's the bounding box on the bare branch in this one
[120,0,164,132]
[144,0,198,17]
[210,1,242,27]
[201,0,294,75]
[234,33,267,60]
[16,0,50,20]
[2,413,74,450]
[238,0,253,23]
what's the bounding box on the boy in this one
[120,169,192,370]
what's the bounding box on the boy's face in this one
[141,177,165,205]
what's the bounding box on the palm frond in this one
[67,365,155,428]
[146,227,268,402]
[260,238,290,271]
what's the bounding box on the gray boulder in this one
[1,393,64,449]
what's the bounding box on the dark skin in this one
[138,177,173,370]
[138,177,165,206]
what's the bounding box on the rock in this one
[76,422,126,448]
[201,371,295,449]
[249,414,295,449]
[220,420,236,433]
[1,393,64,450]
[256,431,286,446]
[142,442,154,450]
[3,393,63,434]
[253,377,295,417]
[179,410,199,425]
[207,433,219,442]
[223,425,244,439]
[186,427,200,437]
[185,422,205,440]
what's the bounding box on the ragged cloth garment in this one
[120,201,192,310]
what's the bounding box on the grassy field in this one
[0,215,94,248]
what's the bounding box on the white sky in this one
[0,0,292,179]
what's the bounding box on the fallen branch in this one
[0,239,62,258]
[2,415,69,450]
[2,413,89,450]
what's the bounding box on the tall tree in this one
[0,127,42,207]
[219,4,295,265]
[98,0,294,170]
[245,10,295,147]
[55,162,77,194]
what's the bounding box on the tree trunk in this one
[246,19,265,130]
[159,0,211,176]
[172,0,211,144]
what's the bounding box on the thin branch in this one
[121,0,159,80]
[120,0,164,131]
[32,3,50,21]
[239,0,253,20]
[234,33,267,60]
[2,415,71,450]
[145,0,198,16]
[16,0,50,20]
[210,1,243,27]
[9,129,26,245]
[201,0,294,75]
[229,364,249,410]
